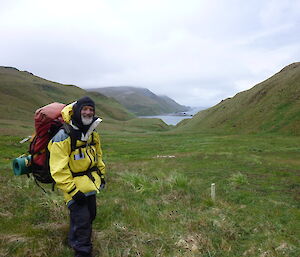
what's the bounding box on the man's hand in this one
[100,176,106,189]
[72,191,86,205]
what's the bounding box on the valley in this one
[0,63,299,256]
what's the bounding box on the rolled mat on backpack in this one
[12,155,32,176]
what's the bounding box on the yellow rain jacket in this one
[48,103,106,204]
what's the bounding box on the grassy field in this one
[0,129,299,257]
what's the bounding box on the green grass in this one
[0,131,300,256]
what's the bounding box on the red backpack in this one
[29,102,66,184]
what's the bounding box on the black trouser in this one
[68,194,96,257]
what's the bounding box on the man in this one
[48,96,106,257]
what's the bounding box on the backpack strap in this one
[62,123,77,152]
[63,123,96,152]
[71,166,99,181]
[71,166,104,191]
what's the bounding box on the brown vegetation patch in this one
[175,233,214,255]
[0,233,29,244]
[0,210,13,218]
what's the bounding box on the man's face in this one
[81,106,94,125]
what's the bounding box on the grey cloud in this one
[0,0,299,108]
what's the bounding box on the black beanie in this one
[74,96,95,111]
[72,96,96,133]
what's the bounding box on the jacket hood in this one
[61,102,75,124]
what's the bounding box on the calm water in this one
[139,107,205,125]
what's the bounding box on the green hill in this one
[177,62,300,135]
[87,86,190,116]
[0,66,135,135]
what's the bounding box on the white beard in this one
[81,116,93,125]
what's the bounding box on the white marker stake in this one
[211,183,215,201]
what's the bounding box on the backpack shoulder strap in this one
[62,123,77,152]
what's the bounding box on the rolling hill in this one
[87,86,190,116]
[0,67,136,135]
[177,62,300,135]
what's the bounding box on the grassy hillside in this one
[177,63,300,135]
[159,95,190,113]
[0,67,135,135]
[88,86,190,116]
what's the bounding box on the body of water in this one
[139,107,205,125]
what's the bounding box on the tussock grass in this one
[1,131,300,256]
[229,172,249,187]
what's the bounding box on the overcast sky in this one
[1,0,299,107]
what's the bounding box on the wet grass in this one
[0,131,299,256]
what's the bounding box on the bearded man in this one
[48,96,106,257]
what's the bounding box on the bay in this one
[139,107,205,125]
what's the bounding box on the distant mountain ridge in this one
[177,62,300,135]
[0,66,134,134]
[87,86,190,116]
